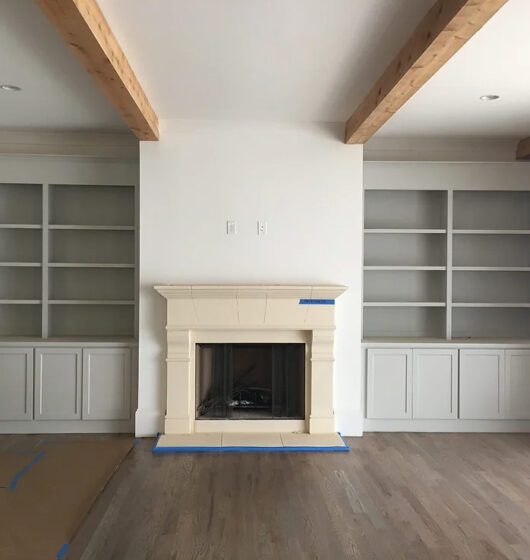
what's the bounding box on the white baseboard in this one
[0,419,133,434]
[135,408,164,437]
[363,419,530,433]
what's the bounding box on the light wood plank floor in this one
[2,433,530,559]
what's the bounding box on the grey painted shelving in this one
[0,183,137,339]
[363,189,530,340]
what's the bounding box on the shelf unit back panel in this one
[0,267,41,300]
[49,268,134,301]
[453,271,530,304]
[453,307,530,339]
[364,270,446,303]
[364,233,446,267]
[0,184,42,224]
[49,229,134,265]
[50,185,135,226]
[364,307,446,338]
[453,234,529,267]
[48,304,134,338]
[0,304,41,337]
[365,190,447,229]
[0,229,42,262]
[454,191,530,230]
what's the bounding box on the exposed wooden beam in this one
[35,0,159,141]
[516,137,530,161]
[345,0,508,144]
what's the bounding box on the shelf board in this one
[49,300,135,305]
[49,225,135,231]
[364,228,446,234]
[364,302,446,307]
[48,263,135,269]
[0,299,41,305]
[453,229,530,235]
[364,266,446,271]
[453,266,530,272]
[0,224,42,229]
[452,302,530,308]
[0,262,42,267]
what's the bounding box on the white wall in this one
[137,120,363,436]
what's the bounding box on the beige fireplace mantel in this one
[155,284,347,435]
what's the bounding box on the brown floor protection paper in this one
[0,438,134,560]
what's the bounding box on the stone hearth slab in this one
[153,432,348,453]
[222,432,283,448]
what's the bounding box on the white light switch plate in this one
[257,221,267,235]
[226,220,237,235]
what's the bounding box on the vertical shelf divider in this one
[446,189,453,340]
[42,184,49,339]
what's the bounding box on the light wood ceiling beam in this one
[345,0,508,144]
[35,0,159,140]
[516,137,530,161]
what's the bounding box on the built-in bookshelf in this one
[0,183,137,339]
[363,189,530,340]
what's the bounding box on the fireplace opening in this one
[196,343,305,420]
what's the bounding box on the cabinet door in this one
[459,349,504,420]
[0,348,33,420]
[505,350,530,419]
[34,348,82,420]
[413,349,458,419]
[82,348,131,420]
[367,349,412,419]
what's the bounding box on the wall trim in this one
[364,137,519,163]
[0,129,138,159]
[364,419,530,432]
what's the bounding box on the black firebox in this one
[195,343,305,420]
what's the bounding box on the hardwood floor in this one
[2,433,530,559]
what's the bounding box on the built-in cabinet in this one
[0,172,138,433]
[366,347,530,424]
[413,349,458,419]
[459,349,504,420]
[35,348,82,420]
[0,345,133,429]
[0,348,33,420]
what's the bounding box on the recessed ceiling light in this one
[480,94,500,101]
[0,84,21,92]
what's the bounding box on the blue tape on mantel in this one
[299,299,335,305]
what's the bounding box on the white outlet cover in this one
[257,221,268,235]
[226,220,237,235]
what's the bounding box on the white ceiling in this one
[376,0,530,138]
[0,0,126,130]
[2,0,528,139]
[97,0,434,123]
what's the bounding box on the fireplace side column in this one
[165,328,193,434]
[309,329,336,433]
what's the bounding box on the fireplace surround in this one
[155,284,347,434]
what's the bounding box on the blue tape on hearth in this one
[299,299,335,305]
[8,451,45,490]
[56,543,69,559]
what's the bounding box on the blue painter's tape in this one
[8,451,45,491]
[134,439,140,446]
[56,543,70,559]
[299,299,335,305]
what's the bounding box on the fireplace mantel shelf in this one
[154,284,347,299]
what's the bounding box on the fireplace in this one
[196,343,305,420]
[154,284,346,434]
